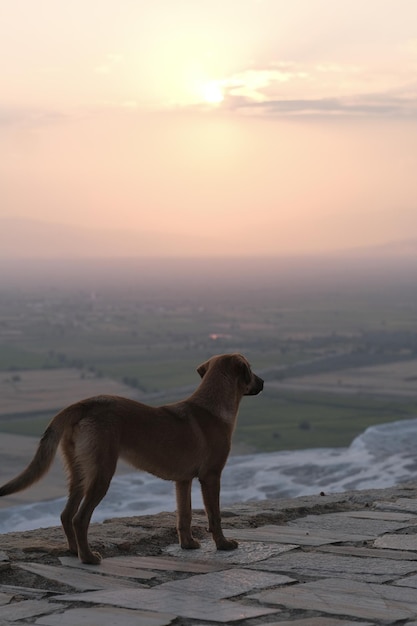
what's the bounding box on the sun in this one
[200,80,224,105]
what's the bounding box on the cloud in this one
[0,107,68,129]
[225,91,417,117]
[221,63,310,102]
[215,61,417,118]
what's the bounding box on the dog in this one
[0,353,263,564]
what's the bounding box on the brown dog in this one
[0,353,263,564]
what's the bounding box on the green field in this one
[236,389,417,451]
[2,382,417,453]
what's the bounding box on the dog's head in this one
[197,353,264,396]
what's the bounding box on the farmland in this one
[1,256,417,451]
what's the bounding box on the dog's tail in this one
[0,406,75,497]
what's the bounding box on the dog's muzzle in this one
[246,375,264,395]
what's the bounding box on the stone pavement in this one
[1,485,417,625]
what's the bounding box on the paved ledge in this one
[1,483,417,625]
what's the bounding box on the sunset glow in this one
[200,81,224,105]
[1,1,417,258]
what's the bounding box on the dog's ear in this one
[197,359,210,378]
[235,354,252,385]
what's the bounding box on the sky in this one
[1,0,417,257]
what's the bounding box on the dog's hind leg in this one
[175,480,200,549]
[60,439,84,555]
[61,481,84,555]
[72,464,116,565]
[199,472,238,551]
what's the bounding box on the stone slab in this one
[59,556,157,580]
[159,568,294,599]
[375,498,417,513]
[35,606,175,626]
[254,577,417,622]
[231,524,373,545]
[55,588,279,622]
[0,584,48,599]
[18,562,140,591]
[104,554,224,573]
[0,593,12,607]
[374,533,417,551]
[0,600,65,622]
[318,543,417,560]
[342,509,415,522]
[288,511,411,535]
[265,617,372,626]
[250,550,417,582]
[394,573,417,589]
[165,538,296,564]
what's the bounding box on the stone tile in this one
[394,573,417,589]
[250,550,417,582]
[0,600,65,622]
[231,524,373,545]
[0,593,13,607]
[375,498,417,513]
[159,568,294,599]
[106,553,225,572]
[254,577,417,622]
[59,556,157,580]
[165,538,295,564]
[35,606,175,626]
[343,509,415,522]
[17,562,140,591]
[55,588,278,622]
[374,533,417,551]
[0,584,48,599]
[268,617,372,626]
[318,543,417,560]
[289,511,411,536]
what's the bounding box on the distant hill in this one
[1,216,417,260]
[347,239,417,257]
[373,239,417,256]
[0,217,212,258]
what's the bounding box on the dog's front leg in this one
[199,473,238,550]
[175,480,200,549]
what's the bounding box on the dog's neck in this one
[188,396,239,425]
[189,375,242,426]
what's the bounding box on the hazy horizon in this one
[2,1,417,258]
[1,252,416,295]
[2,216,417,261]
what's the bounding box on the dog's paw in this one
[81,550,102,565]
[181,538,201,550]
[216,538,238,551]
